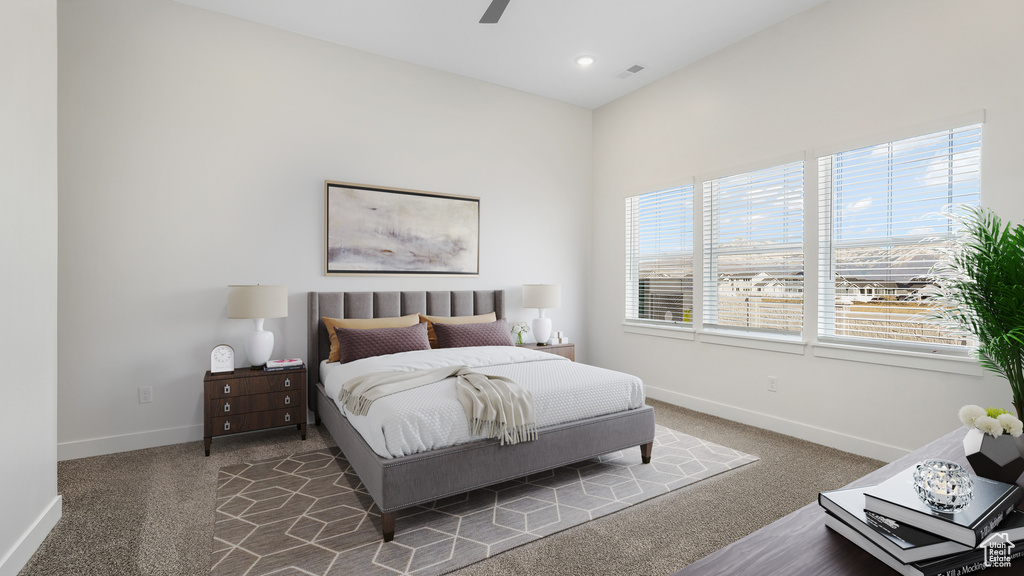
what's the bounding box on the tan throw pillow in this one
[323,313,421,363]
[419,312,497,349]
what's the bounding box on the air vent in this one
[613,63,646,80]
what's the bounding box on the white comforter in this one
[322,346,645,458]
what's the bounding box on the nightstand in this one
[517,342,574,361]
[203,368,307,456]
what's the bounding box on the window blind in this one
[703,161,804,335]
[625,186,694,325]
[818,124,982,350]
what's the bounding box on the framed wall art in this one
[325,181,480,276]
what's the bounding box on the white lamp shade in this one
[227,285,288,319]
[522,284,561,310]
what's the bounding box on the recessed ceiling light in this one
[576,56,595,67]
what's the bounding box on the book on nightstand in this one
[264,358,304,372]
[863,465,1023,547]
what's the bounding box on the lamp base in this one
[532,317,552,345]
[245,320,274,367]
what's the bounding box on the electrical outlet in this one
[139,386,153,404]
[767,376,778,393]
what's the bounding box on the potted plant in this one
[929,206,1024,418]
[959,405,1024,483]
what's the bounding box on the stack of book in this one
[264,358,304,372]
[820,464,1024,575]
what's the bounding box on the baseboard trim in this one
[0,495,62,576]
[58,424,204,461]
[645,385,909,462]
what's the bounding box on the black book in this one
[825,512,1024,576]
[863,465,1023,547]
[819,487,971,562]
[870,508,1024,548]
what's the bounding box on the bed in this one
[307,290,656,542]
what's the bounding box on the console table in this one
[672,427,1024,575]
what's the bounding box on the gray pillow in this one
[334,322,430,364]
[433,318,515,348]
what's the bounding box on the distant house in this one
[717,271,803,297]
[833,274,931,303]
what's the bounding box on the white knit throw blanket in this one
[338,364,537,446]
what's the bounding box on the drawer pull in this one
[224,421,231,431]
[285,395,291,405]
[284,413,291,423]
[223,403,231,413]
[223,384,231,394]
[284,378,291,388]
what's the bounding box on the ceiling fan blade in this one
[479,0,510,23]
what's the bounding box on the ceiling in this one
[174,0,827,109]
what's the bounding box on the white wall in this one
[0,0,61,573]
[590,0,1024,460]
[58,0,592,458]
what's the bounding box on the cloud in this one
[839,197,873,216]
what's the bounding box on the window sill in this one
[812,342,984,376]
[699,330,806,355]
[622,322,696,341]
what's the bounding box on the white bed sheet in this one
[321,346,645,458]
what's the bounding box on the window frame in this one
[619,113,985,371]
[701,159,806,339]
[624,185,695,328]
[815,123,982,356]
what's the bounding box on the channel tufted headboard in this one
[306,290,505,383]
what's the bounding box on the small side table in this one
[517,342,574,362]
[203,368,307,456]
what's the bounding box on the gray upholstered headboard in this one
[307,290,505,383]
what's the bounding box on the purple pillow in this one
[334,322,430,364]
[433,318,515,348]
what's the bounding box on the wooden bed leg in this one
[640,442,653,464]
[382,511,396,542]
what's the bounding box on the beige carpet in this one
[19,400,883,576]
[211,425,757,575]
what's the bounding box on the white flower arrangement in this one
[959,404,1024,438]
[510,321,529,345]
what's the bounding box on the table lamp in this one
[523,284,560,345]
[227,285,288,368]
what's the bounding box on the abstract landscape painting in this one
[325,182,480,275]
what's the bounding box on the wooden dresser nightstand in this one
[203,368,307,456]
[517,342,574,361]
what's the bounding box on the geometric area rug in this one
[211,425,758,576]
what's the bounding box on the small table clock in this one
[211,344,235,374]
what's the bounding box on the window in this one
[625,186,694,325]
[703,161,805,335]
[818,124,982,351]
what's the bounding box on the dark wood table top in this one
[671,427,1024,576]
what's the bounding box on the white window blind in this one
[818,124,981,351]
[625,186,694,325]
[703,161,804,335]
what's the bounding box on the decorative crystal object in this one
[913,459,974,513]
